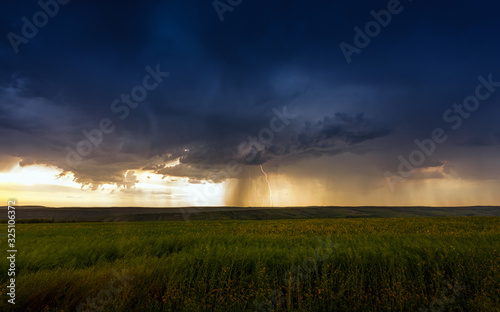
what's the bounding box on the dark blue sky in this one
[1,0,500,206]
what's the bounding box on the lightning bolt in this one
[260,165,273,207]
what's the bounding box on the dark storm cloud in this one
[0,0,500,187]
[149,112,392,182]
[262,113,392,162]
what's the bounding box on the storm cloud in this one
[0,0,499,201]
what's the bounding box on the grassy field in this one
[1,217,499,311]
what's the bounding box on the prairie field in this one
[1,216,499,311]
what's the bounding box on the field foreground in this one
[1,217,499,311]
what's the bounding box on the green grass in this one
[1,217,499,311]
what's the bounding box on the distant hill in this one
[1,206,499,222]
